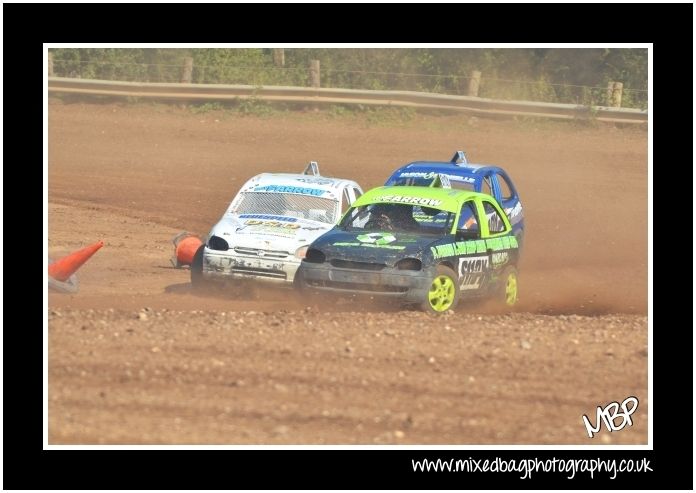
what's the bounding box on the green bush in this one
[48,48,648,109]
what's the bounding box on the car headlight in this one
[304,248,326,263]
[396,258,422,271]
[295,245,310,259]
[208,235,229,251]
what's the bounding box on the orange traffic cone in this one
[48,240,104,282]
[171,232,203,268]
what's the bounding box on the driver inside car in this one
[457,203,480,236]
[367,204,420,232]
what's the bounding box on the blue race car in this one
[385,151,524,247]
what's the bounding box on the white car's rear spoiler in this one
[302,161,321,176]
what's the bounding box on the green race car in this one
[297,184,521,313]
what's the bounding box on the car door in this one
[453,199,491,294]
[478,197,518,276]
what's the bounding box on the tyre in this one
[190,244,205,287]
[421,265,460,314]
[514,230,524,256]
[293,266,307,291]
[498,265,519,307]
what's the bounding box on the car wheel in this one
[293,265,308,291]
[293,267,321,296]
[422,265,460,314]
[498,266,519,307]
[190,244,205,287]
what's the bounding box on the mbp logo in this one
[582,396,639,438]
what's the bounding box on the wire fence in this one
[50,59,648,110]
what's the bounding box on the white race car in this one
[192,162,363,287]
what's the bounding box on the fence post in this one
[611,82,623,108]
[467,70,481,97]
[48,52,54,77]
[606,81,615,106]
[309,59,320,88]
[273,48,285,67]
[181,57,194,84]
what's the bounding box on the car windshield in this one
[232,192,337,224]
[339,203,454,235]
[388,176,476,191]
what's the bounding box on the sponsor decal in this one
[504,202,523,225]
[459,256,489,274]
[430,235,518,259]
[375,195,443,207]
[238,214,298,222]
[244,219,300,229]
[504,201,523,218]
[413,213,448,224]
[254,185,325,196]
[491,251,509,266]
[294,177,334,185]
[356,233,397,245]
[486,212,505,233]
[332,242,405,250]
[239,229,298,238]
[399,171,475,183]
[459,274,484,290]
[458,256,488,290]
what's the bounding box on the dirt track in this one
[48,101,648,444]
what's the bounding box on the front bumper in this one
[202,251,300,283]
[300,261,434,302]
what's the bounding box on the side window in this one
[483,201,506,234]
[496,174,514,201]
[450,181,475,192]
[342,189,351,214]
[457,201,480,233]
[481,176,493,196]
[352,187,362,202]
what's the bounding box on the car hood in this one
[209,214,333,253]
[310,229,439,265]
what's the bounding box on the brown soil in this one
[48,101,648,444]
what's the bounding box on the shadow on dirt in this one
[163,281,634,316]
[163,281,407,313]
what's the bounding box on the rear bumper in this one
[202,251,299,284]
[300,262,433,302]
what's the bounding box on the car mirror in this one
[456,229,480,241]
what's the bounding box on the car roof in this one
[354,185,496,213]
[394,161,503,177]
[239,173,361,197]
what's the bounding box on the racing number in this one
[458,255,488,290]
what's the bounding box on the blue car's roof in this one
[397,161,502,176]
[386,162,506,186]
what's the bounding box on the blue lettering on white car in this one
[254,185,325,196]
[238,214,298,222]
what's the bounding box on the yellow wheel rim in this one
[505,272,518,306]
[428,275,455,312]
